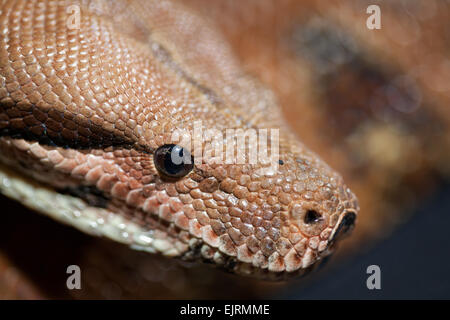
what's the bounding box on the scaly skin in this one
[0,0,358,280]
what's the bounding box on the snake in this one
[0,0,358,281]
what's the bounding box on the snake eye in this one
[154,144,194,178]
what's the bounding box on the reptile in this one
[0,0,358,284]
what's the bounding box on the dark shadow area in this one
[0,193,93,298]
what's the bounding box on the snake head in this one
[0,0,358,281]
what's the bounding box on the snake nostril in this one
[341,211,356,230]
[304,209,322,224]
[330,211,356,243]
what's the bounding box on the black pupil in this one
[154,144,194,178]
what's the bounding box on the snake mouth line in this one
[182,229,339,281]
[222,249,334,281]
